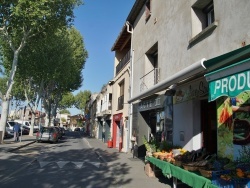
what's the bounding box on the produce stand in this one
[146,157,218,188]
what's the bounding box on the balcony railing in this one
[140,68,160,92]
[117,95,124,110]
[116,50,131,75]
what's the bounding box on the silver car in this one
[5,121,15,137]
[36,127,59,143]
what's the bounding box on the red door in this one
[112,113,122,148]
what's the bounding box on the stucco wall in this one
[131,0,250,98]
[174,100,202,151]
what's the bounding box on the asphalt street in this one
[0,131,188,188]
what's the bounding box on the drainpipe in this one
[126,21,134,152]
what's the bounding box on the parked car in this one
[21,124,30,130]
[20,124,30,135]
[6,121,19,136]
[4,128,14,139]
[74,127,80,132]
[53,127,62,139]
[6,121,15,129]
[36,127,59,143]
[14,120,39,132]
[59,127,65,136]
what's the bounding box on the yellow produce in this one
[236,168,244,178]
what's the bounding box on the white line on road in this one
[83,137,92,148]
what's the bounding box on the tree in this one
[0,0,82,141]
[61,117,67,123]
[74,90,91,113]
[59,92,75,110]
[60,109,71,114]
[40,27,87,126]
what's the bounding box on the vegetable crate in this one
[211,170,250,188]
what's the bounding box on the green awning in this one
[203,44,250,72]
[205,58,250,101]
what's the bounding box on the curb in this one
[7,140,36,152]
[83,137,108,167]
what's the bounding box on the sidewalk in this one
[85,136,173,188]
[0,134,37,152]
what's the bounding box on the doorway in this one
[201,99,217,154]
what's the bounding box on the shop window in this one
[145,0,151,21]
[190,0,217,46]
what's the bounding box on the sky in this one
[69,0,135,115]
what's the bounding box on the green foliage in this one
[142,135,159,152]
[0,77,8,94]
[59,92,75,109]
[74,90,91,111]
[60,109,71,114]
[61,117,67,122]
[0,0,83,41]
[237,146,250,163]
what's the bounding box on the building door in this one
[201,99,217,154]
[112,113,122,148]
[149,112,157,140]
[98,121,103,139]
[104,120,111,143]
[112,120,117,148]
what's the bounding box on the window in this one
[146,43,159,84]
[140,43,159,92]
[117,81,124,110]
[190,0,217,46]
[120,81,124,97]
[145,0,151,21]
[203,2,214,27]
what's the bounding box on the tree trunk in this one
[29,96,40,136]
[0,48,23,143]
[0,99,10,143]
[29,113,35,136]
[45,113,49,127]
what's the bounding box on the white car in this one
[14,120,39,130]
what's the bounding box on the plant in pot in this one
[107,132,113,148]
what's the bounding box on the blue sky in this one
[70,0,135,114]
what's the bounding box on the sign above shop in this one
[209,70,250,101]
[138,95,165,111]
[114,113,122,121]
[205,58,250,101]
[174,78,208,104]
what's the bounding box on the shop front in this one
[205,57,250,161]
[131,74,216,157]
[172,77,217,153]
[130,46,250,187]
[112,113,123,151]
[135,94,166,158]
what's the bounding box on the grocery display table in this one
[146,157,218,188]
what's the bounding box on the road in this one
[0,131,112,188]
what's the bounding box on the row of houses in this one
[84,0,250,160]
[9,107,83,130]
